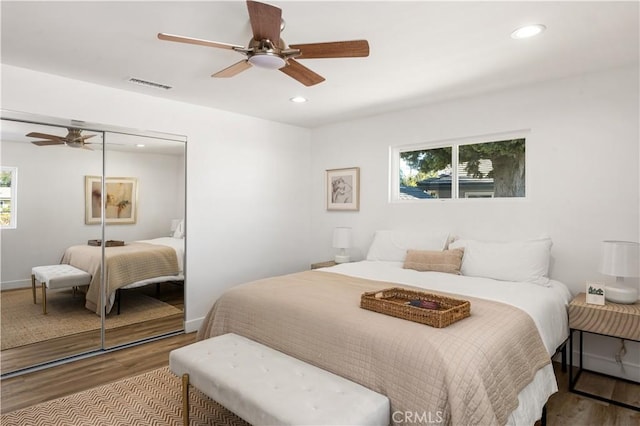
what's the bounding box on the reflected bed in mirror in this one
[60,237,184,314]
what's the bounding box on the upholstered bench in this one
[170,333,390,426]
[31,264,91,314]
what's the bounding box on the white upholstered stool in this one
[31,265,91,314]
[170,333,390,426]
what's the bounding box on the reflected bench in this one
[31,265,91,314]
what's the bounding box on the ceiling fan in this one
[157,0,369,86]
[26,128,96,149]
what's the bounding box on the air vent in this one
[127,77,172,90]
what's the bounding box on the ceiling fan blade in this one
[280,59,325,87]
[212,60,253,78]
[31,140,65,146]
[77,134,96,141]
[157,33,243,50]
[26,132,64,141]
[289,40,370,59]
[246,0,282,44]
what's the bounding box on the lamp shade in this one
[332,227,352,249]
[598,240,639,278]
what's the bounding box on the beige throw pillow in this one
[403,248,465,275]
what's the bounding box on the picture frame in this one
[326,167,360,211]
[85,176,138,225]
[585,281,605,305]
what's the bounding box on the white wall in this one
[1,64,312,331]
[309,65,640,380]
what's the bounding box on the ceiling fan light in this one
[248,53,286,70]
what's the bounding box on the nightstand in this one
[568,293,639,411]
[310,260,337,270]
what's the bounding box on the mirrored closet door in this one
[0,111,186,375]
[102,131,186,349]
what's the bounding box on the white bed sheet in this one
[318,260,572,425]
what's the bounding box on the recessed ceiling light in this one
[290,96,307,103]
[136,144,145,148]
[511,24,546,39]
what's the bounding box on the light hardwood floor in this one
[1,331,196,413]
[1,282,184,374]
[2,333,638,424]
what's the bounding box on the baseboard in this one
[185,317,204,334]
[1,279,31,291]
[570,348,640,382]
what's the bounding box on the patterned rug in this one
[0,366,249,426]
[1,288,183,350]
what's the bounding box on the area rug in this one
[0,366,249,426]
[1,288,183,350]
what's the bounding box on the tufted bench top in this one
[32,264,91,289]
[170,333,390,426]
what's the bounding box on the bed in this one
[197,231,572,425]
[60,236,184,314]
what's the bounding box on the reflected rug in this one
[1,288,182,350]
[0,366,249,426]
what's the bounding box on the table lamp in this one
[598,240,639,304]
[332,227,352,263]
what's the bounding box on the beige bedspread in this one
[61,243,179,314]
[198,270,551,426]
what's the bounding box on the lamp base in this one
[334,254,350,264]
[605,285,639,304]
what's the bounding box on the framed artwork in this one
[585,281,605,305]
[85,176,138,224]
[326,167,360,211]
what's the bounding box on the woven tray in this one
[87,239,125,247]
[360,287,471,328]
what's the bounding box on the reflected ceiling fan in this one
[157,0,369,86]
[26,128,96,149]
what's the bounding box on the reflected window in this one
[0,167,17,228]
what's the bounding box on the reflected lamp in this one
[170,219,181,235]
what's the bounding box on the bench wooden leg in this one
[42,283,47,315]
[41,283,47,315]
[182,373,190,426]
[31,275,37,304]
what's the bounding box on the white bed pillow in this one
[449,237,553,286]
[366,230,450,262]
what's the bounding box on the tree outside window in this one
[397,138,526,200]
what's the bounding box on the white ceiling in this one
[1,1,638,129]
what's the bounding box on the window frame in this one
[390,131,529,203]
[1,166,18,229]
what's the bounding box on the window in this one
[1,167,17,228]
[392,135,526,201]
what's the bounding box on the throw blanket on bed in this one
[61,243,179,314]
[198,270,551,426]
